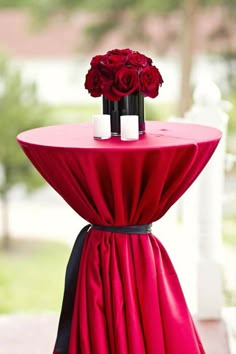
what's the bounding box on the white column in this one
[184,81,230,319]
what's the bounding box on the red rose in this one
[99,65,114,81]
[90,55,104,68]
[103,82,122,101]
[112,67,139,98]
[84,68,103,97]
[107,48,132,57]
[85,49,164,101]
[139,66,163,98]
[102,48,132,72]
[127,52,152,68]
[102,54,128,71]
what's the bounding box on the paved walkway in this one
[0,311,234,354]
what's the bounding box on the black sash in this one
[54,223,152,353]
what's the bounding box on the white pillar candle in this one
[92,114,111,140]
[120,115,139,141]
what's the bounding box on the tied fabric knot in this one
[54,223,152,353]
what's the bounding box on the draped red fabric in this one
[17,122,221,354]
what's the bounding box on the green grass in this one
[0,223,235,314]
[48,103,100,124]
[223,218,236,247]
[228,93,236,136]
[0,239,70,314]
[47,101,176,125]
[146,101,176,121]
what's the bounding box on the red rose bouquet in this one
[85,48,163,101]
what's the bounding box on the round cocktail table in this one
[17,121,221,354]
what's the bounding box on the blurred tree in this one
[27,0,232,116]
[0,0,33,7]
[0,55,49,249]
[2,0,233,114]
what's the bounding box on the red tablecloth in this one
[17,121,221,354]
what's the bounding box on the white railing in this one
[183,81,231,319]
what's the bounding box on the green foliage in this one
[25,0,229,15]
[85,16,120,43]
[0,0,33,7]
[0,239,70,313]
[0,0,79,10]
[29,0,81,25]
[27,0,183,25]
[1,0,232,18]
[0,54,49,195]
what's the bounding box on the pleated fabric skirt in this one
[69,230,205,354]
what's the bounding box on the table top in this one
[17,120,222,225]
[17,121,221,151]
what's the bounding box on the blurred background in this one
[0,0,235,352]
